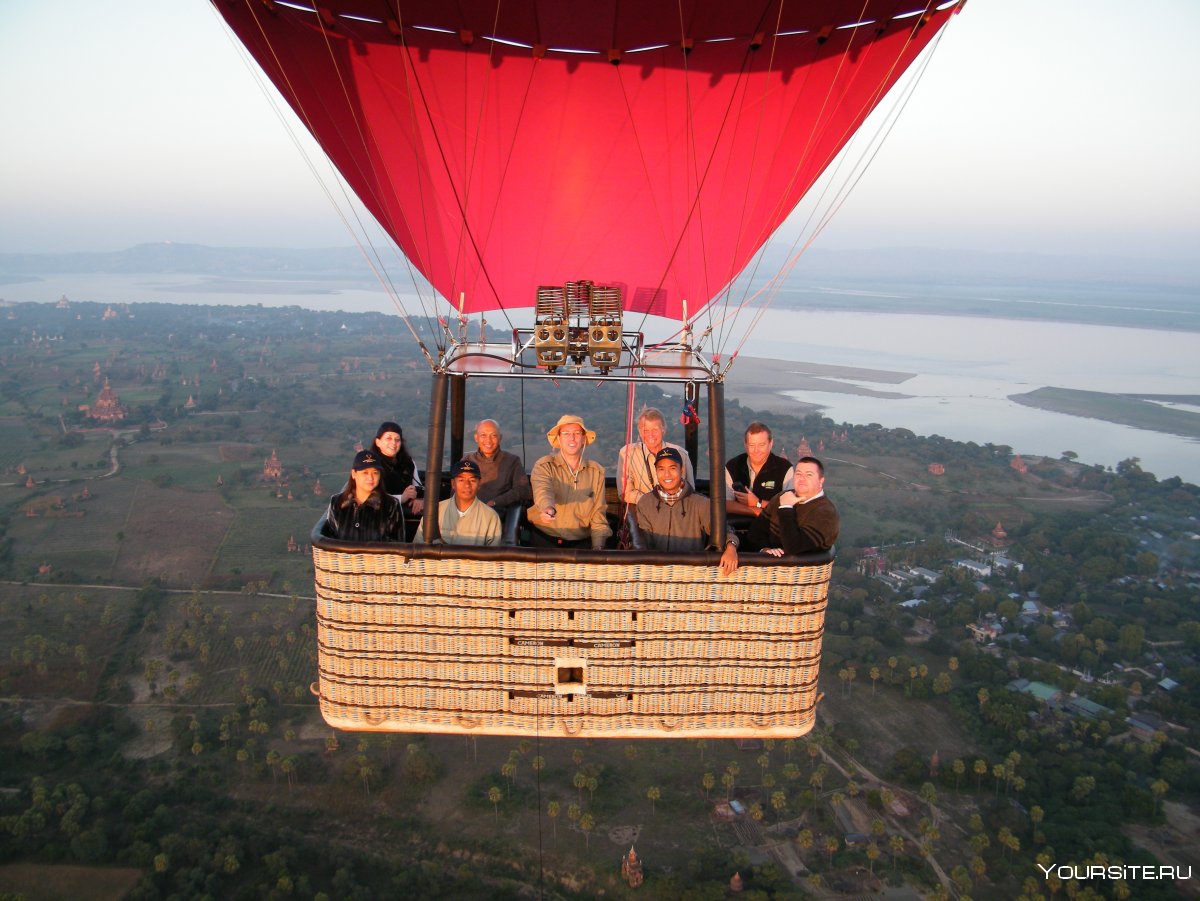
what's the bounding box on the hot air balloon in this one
[212,0,963,738]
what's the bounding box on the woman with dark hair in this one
[372,421,424,516]
[321,449,406,542]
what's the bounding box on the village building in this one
[953,559,992,579]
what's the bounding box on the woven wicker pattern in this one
[313,548,831,738]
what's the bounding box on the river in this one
[6,273,1199,484]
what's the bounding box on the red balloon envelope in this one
[214,1,959,320]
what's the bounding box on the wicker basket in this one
[312,542,831,738]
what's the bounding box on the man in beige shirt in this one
[528,414,611,550]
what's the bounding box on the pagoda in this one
[1010,454,1028,474]
[928,463,945,476]
[621,847,644,888]
[796,436,813,458]
[987,522,1010,548]
[262,449,284,483]
[86,379,126,422]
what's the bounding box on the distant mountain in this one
[768,245,1200,290]
[0,242,370,279]
[4,243,1197,291]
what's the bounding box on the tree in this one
[282,755,297,790]
[646,785,660,813]
[1150,779,1169,816]
[771,790,787,823]
[973,758,988,790]
[870,666,881,694]
[952,758,965,793]
[866,841,881,874]
[702,771,715,799]
[580,812,595,848]
[358,756,374,799]
[757,752,771,782]
[488,786,502,819]
[823,834,839,866]
[547,800,560,839]
[1118,623,1145,659]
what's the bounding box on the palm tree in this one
[701,771,715,799]
[358,756,374,799]
[488,786,502,819]
[952,758,965,793]
[889,834,904,869]
[866,842,881,875]
[573,771,587,805]
[771,790,787,823]
[281,755,297,790]
[870,666,880,694]
[646,785,660,813]
[1150,779,1169,816]
[973,758,987,790]
[797,828,814,854]
[757,753,770,782]
[547,800,560,840]
[580,812,595,848]
[823,834,839,866]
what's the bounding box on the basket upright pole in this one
[707,378,727,550]
[424,371,449,544]
[449,375,466,464]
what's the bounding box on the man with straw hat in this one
[528,414,611,550]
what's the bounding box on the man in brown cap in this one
[527,414,610,550]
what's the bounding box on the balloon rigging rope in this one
[446,1,519,338]
[629,0,760,343]
[708,0,878,366]
[390,29,513,348]
[218,2,439,364]
[707,0,791,362]
[720,2,953,375]
[300,4,446,350]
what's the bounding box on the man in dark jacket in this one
[636,448,738,575]
[321,450,406,542]
[752,456,839,556]
[725,421,792,519]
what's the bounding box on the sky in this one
[2,0,1199,261]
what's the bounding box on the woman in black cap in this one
[372,421,424,516]
[321,449,405,542]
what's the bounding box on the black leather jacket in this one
[321,490,405,542]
